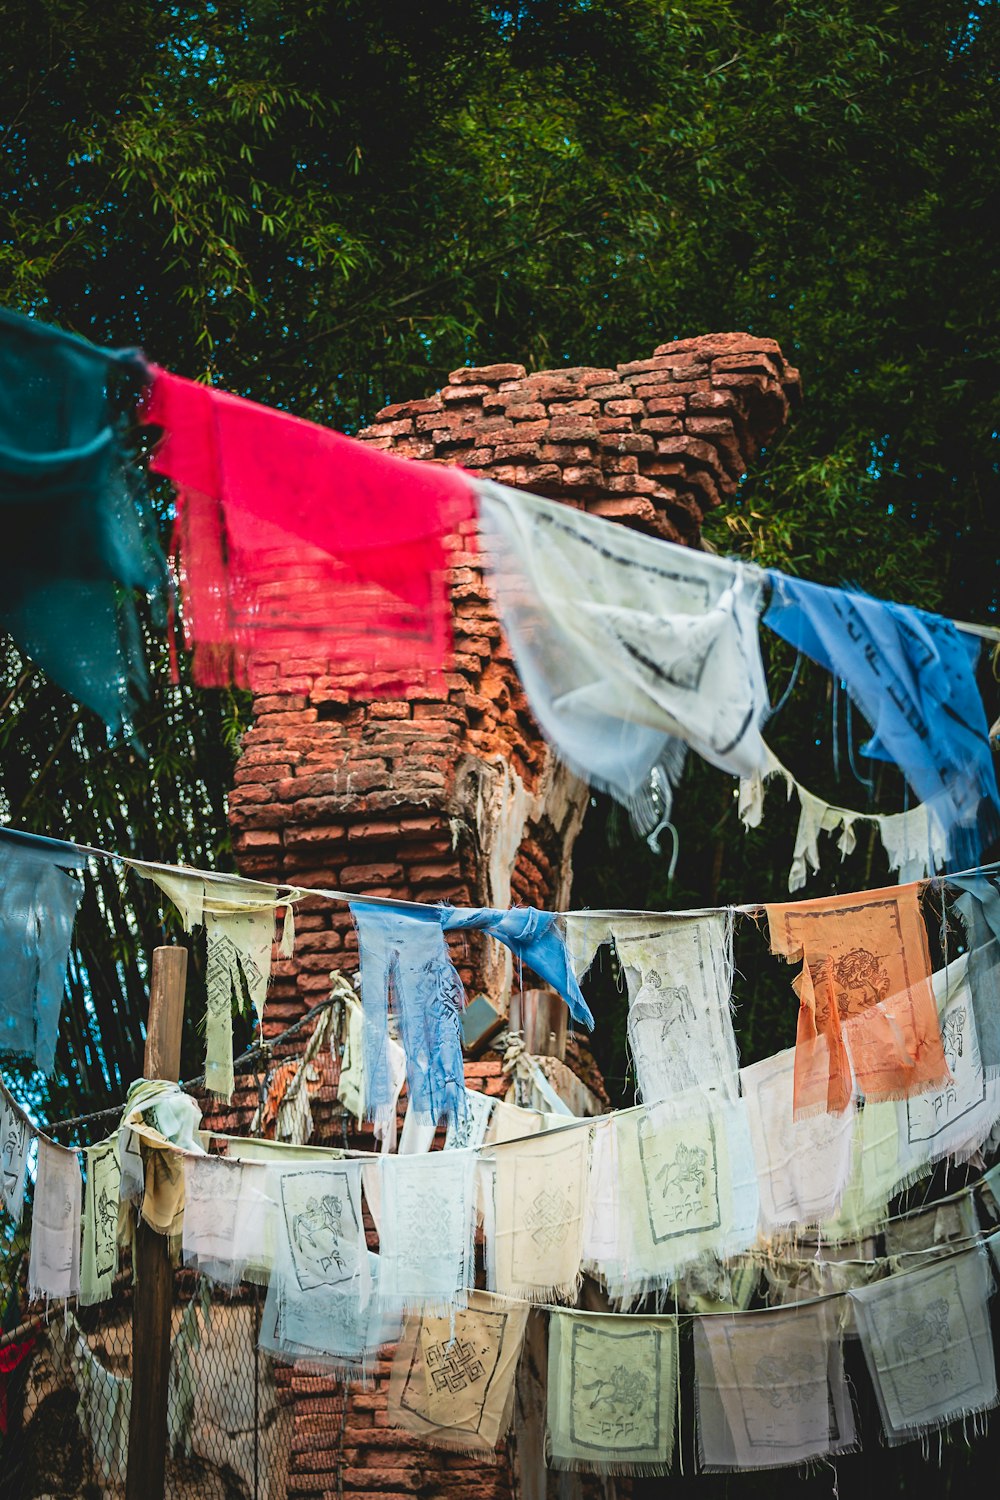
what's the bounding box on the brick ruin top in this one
[359,332,800,542]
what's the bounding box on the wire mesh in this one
[0,1267,309,1500]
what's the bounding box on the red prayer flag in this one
[142,370,475,693]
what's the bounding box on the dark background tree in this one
[2,0,998,1123]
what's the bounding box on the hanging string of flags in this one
[3,822,1000,1132]
[5,999,1000,1473]
[2,305,999,874]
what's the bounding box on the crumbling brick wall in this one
[222,333,800,1500]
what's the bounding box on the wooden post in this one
[125,945,187,1500]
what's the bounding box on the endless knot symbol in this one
[426,1338,485,1392]
[525,1189,574,1250]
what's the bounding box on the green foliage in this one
[2,0,999,1122]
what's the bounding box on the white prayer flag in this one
[850,1246,997,1444]
[29,1137,81,1301]
[546,1309,678,1475]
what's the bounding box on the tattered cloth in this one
[764,572,1000,870]
[387,1291,529,1457]
[489,1125,590,1303]
[893,953,1000,1179]
[376,1149,478,1312]
[694,1301,856,1470]
[28,1136,81,1302]
[131,861,296,1102]
[80,1137,120,1306]
[0,1079,32,1222]
[739,748,951,891]
[567,910,739,1102]
[0,827,85,1075]
[546,1309,678,1475]
[441,904,594,1028]
[259,1160,377,1375]
[142,366,474,692]
[766,882,949,1117]
[741,1043,855,1233]
[0,305,164,734]
[352,899,593,1131]
[181,1154,272,1290]
[352,902,467,1129]
[476,480,771,833]
[850,1246,998,1444]
[603,1094,758,1302]
[950,871,1000,1078]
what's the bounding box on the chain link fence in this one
[0,1265,306,1500]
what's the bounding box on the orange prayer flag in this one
[765,883,950,1117]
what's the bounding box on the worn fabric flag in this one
[877,803,951,886]
[951,872,1000,1077]
[0,828,85,1075]
[490,1126,589,1303]
[583,1117,621,1273]
[260,1161,373,1372]
[53,1313,131,1485]
[613,912,739,1103]
[181,1154,273,1289]
[607,1095,758,1302]
[820,1098,901,1242]
[742,1045,855,1233]
[377,1149,478,1312]
[564,911,621,982]
[352,902,467,1128]
[336,994,369,1124]
[766,882,949,1117]
[444,1089,495,1152]
[28,1137,82,1301]
[884,1196,980,1268]
[53,1296,210,1484]
[895,954,1000,1178]
[787,784,861,895]
[694,1302,856,1471]
[335,989,407,1147]
[0,306,164,734]
[850,1246,997,1443]
[623,1095,759,1300]
[118,1078,205,1239]
[485,1100,552,1145]
[143,366,474,692]
[261,1246,398,1376]
[0,1082,32,1222]
[80,1138,120,1306]
[134,863,294,1101]
[441,905,593,1028]
[765,573,1000,868]
[761,1244,885,1311]
[221,1139,345,1284]
[387,1291,529,1456]
[738,751,950,890]
[477,481,770,833]
[546,1309,678,1476]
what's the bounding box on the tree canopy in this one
[2,0,999,1116]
